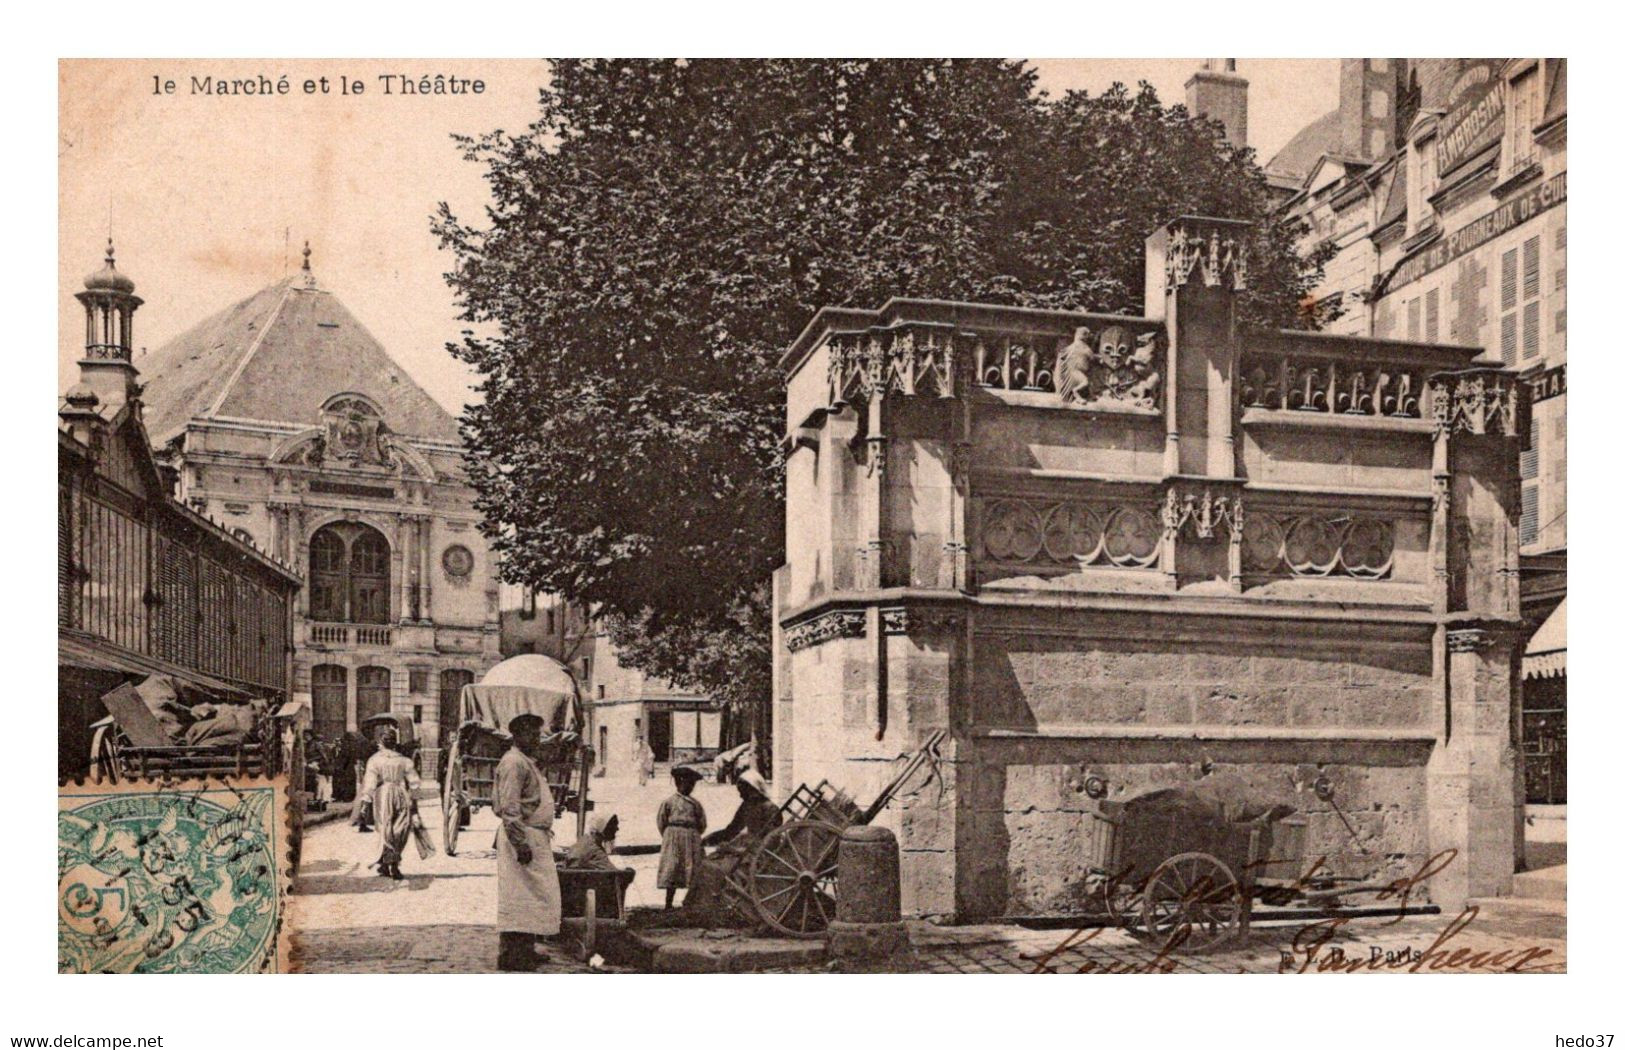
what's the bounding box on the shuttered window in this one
[1501,314,1517,363]
[1407,298,1421,340]
[1520,483,1540,546]
[1502,248,1518,309]
[1425,288,1439,342]
[1524,302,1540,359]
[1521,419,1540,479]
[1523,237,1541,298]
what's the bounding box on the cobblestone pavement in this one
[292,790,1564,975]
[907,898,1566,975]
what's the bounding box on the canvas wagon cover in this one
[458,654,582,736]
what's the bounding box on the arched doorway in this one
[311,664,348,741]
[308,522,391,623]
[356,666,392,726]
[438,668,473,744]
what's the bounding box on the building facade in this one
[59,244,302,780]
[775,216,1523,919]
[135,247,501,769]
[1269,59,1567,804]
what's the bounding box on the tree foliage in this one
[434,60,1333,722]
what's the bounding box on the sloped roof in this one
[1265,109,1340,184]
[1541,58,1566,127]
[137,274,461,444]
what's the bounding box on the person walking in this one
[360,725,419,881]
[655,766,707,909]
[636,737,656,786]
[494,713,567,972]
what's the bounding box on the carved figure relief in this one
[1242,512,1395,579]
[1047,326,1163,411]
[982,498,1161,569]
[321,396,397,468]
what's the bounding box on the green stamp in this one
[58,780,286,973]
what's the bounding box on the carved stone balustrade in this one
[1239,351,1427,420]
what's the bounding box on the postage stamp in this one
[57,777,290,974]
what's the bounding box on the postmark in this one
[58,777,290,973]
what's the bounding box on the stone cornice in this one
[783,608,866,652]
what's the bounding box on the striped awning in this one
[1524,599,1566,679]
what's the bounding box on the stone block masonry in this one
[776,215,1522,920]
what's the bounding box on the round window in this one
[442,545,474,579]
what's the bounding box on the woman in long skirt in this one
[361,726,420,880]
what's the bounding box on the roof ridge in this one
[204,278,295,420]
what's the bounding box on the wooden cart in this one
[89,680,289,783]
[730,729,946,939]
[441,655,587,856]
[1082,777,1406,953]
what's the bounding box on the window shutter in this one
[1501,314,1517,362]
[1521,419,1540,479]
[1523,236,1540,299]
[1407,298,1421,340]
[1425,288,1439,342]
[1520,483,1540,546]
[1502,248,1519,309]
[1556,307,1566,333]
[1523,301,1540,359]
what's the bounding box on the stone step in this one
[1512,864,1566,901]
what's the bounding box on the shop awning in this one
[58,631,255,700]
[1524,599,1566,679]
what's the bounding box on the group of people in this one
[327,711,780,972]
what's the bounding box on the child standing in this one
[656,767,707,909]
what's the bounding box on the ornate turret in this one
[70,239,144,415]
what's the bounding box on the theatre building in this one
[134,246,502,771]
[58,245,301,780]
[1269,59,1567,806]
[775,216,1523,918]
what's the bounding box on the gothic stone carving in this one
[880,606,964,636]
[1242,512,1395,579]
[981,498,1161,568]
[828,323,958,408]
[784,609,866,653]
[1165,220,1248,291]
[1160,486,1243,542]
[1429,368,1520,437]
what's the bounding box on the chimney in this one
[1185,59,1248,150]
[1337,59,1402,161]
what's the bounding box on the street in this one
[290,775,1566,974]
[289,774,742,973]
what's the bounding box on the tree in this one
[434,61,1333,748]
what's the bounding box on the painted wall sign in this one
[1437,61,1506,176]
[1377,171,1564,297]
[1528,363,1565,403]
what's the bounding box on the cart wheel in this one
[750,819,842,939]
[1139,852,1242,954]
[442,779,461,857]
[89,727,118,785]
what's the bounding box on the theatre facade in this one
[773,217,1523,919]
[134,247,502,771]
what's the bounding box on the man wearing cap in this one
[493,712,563,971]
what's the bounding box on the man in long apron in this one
[494,713,563,972]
